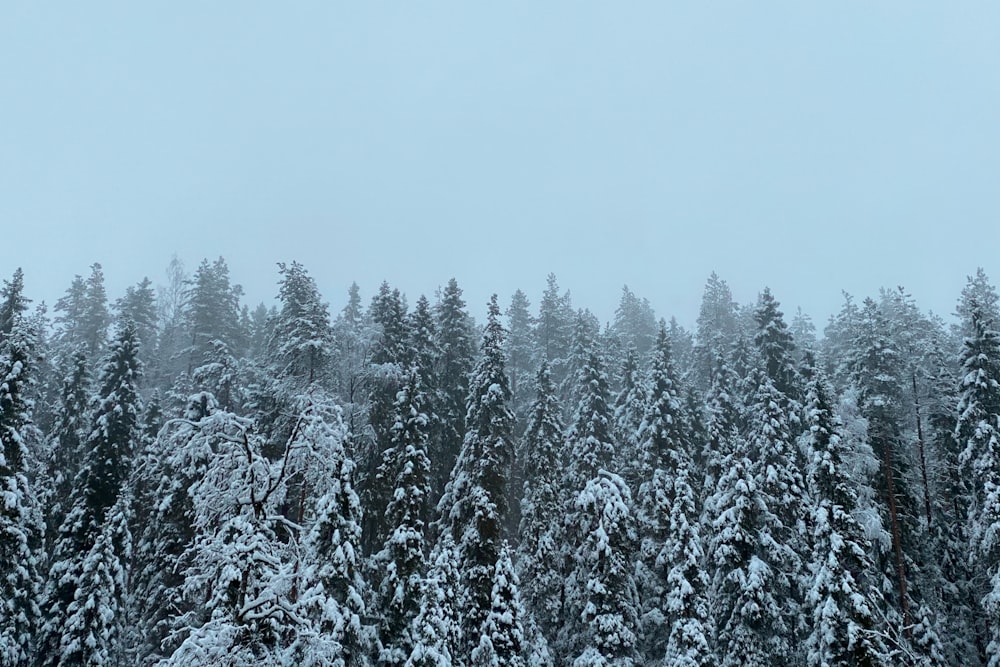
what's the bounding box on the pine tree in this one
[436,295,516,662]
[853,298,921,632]
[0,267,30,343]
[365,282,412,554]
[802,368,890,666]
[40,324,142,667]
[534,274,574,394]
[0,311,44,666]
[506,288,536,427]
[567,472,641,667]
[332,282,375,445]
[701,350,742,495]
[745,371,809,660]
[53,263,111,360]
[955,268,1000,341]
[558,350,631,663]
[612,347,646,494]
[183,257,244,372]
[58,492,132,667]
[406,535,463,667]
[296,420,374,667]
[693,272,739,390]
[611,285,657,360]
[130,391,234,666]
[515,362,565,644]
[662,463,713,667]
[41,349,90,548]
[956,300,1000,665]
[707,431,790,666]
[471,543,526,667]
[563,350,615,495]
[269,261,333,389]
[754,288,801,403]
[375,366,433,667]
[114,277,159,369]
[434,278,475,495]
[634,325,691,660]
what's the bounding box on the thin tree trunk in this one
[912,373,932,526]
[882,431,910,633]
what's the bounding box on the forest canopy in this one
[2,259,999,666]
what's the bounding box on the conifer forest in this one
[6,258,1000,667]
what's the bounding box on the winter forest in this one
[3,258,1000,667]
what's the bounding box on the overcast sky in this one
[2,2,998,328]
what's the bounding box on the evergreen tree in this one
[365,282,411,553]
[183,257,243,372]
[434,278,475,495]
[375,366,433,667]
[563,351,615,495]
[58,492,132,667]
[745,371,809,659]
[852,298,922,632]
[0,267,30,343]
[634,325,690,660]
[515,362,565,644]
[693,272,739,389]
[707,431,790,666]
[612,347,646,494]
[40,324,142,667]
[701,350,742,495]
[436,295,516,662]
[662,463,713,667]
[557,350,625,662]
[566,472,641,667]
[955,268,1000,341]
[296,415,374,667]
[803,368,890,666]
[269,261,333,389]
[956,300,1000,665]
[332,282,375,445]
[41,350,90,548]
[130,392,221,666]
[406,535,462,667]
[471,543,526,667]
[754,288,801,403]
[0,311,44,666]
[534,274,574,393]
[611,285,657,360]
[53,263,111,360]
[506,288,536,426]
[114,277,159,367]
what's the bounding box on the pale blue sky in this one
[2,2,998,326]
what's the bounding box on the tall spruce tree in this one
[269,261,333,389]
[956,300,1000,665]
[407,534,463,667]
[375,366,433,667]
[612,347,646,494]
[434,278,475,496]
[40,324,142,667]
[506,288,536,427]
[436,295,516,662]
[566,471,641,667]
[802,366,890,666]
[634,325,691,660]
[0,310,44,666]
[183,257,244,372]
[515,362,565,645]
[707,428,789,666]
